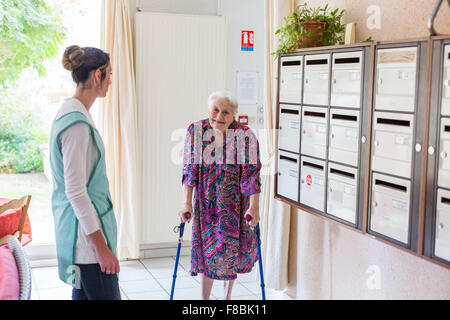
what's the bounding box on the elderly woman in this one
[179,91,262,300]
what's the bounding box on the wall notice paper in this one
[237,71,258,105]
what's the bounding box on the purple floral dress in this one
[182,119,262,280]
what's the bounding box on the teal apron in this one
[49,111,117,286]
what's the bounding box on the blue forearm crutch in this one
[245,214,266,300]
[170,211,191,300]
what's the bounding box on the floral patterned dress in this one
[182,119,262,280]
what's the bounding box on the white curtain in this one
[261,0,295,290]
[99,0,140,260]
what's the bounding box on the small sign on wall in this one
[241,30,254,51]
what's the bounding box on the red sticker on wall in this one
[306,174,312,186]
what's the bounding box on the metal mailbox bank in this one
[279,56,303,104]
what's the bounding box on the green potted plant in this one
[274,3,345,56]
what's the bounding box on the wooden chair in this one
[0,195,32,243]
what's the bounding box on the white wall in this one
[218,0,265,132]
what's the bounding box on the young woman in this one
[179,91,262,300]
[49,45,120,300]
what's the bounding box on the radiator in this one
[136,12,226,245]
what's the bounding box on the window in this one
[0,0,101,249]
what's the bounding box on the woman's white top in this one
[55,97,103,264]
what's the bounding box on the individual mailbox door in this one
[303,54,330,106]
[300,156,326,212]
[279,56,303,104]
[278,105,301,153]
[277,151,299,202]
[301,106,328,159]
[375,46,417,112]
[370,173,411,244]
[438,118,450,189]
[329,109,360,166]
[435,189,450,261]
[371,112,414,178]
[331,51,363,108]
[442,45,450,116]
[327,163,358,224]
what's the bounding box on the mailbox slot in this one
[375,46,418,112]
[303,54,330,106]
[435,188,450,261]
[280,56,303,104]
[300,156,326,211]
[371,112,414,178]
[370,173,411,244]
[277,151,299,202]
[438,118,450,189]
[301,106,328,159]
[331,51,363,108]
[278,105,301,153]
[442,45,450,116]
[327,163,358,224]
[329,109,360,166]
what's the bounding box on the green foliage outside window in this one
[0,0,66,173]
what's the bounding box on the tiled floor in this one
[30,255,293,300]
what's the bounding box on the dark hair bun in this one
[62,45,85,71]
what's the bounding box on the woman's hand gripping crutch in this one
[170,211,191,300]
[245,213,266,300]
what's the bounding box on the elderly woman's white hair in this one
[207,90,239,114]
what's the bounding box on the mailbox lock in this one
[415,143,422,152]
[374,140,380,147]
[279,126,283,130]
[329,187,333,193]
[361,136,367,144]
[428,146,435,155]
[278,172,281,176]
[372,201,378,207]
[378,78,383,85]
[439,222,444,229]
[305,79,309,84]
[441,151,448,159]
[330,133,335,139]
[445,79,450,87]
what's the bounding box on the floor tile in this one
[241,281,263,296]
[30,289,40,300]
[141,257,189,278]
[118,260,153,282]
[157,275,200,292]
[37,286,73,300]
[237,269,259,283]
[29,258,292,300]
[120,277,163,294]
[127,290,169,300]
[211,282,253,299]
[171,286,205,300]
[31,266,65,289]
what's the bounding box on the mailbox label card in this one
[290,121,300,129]
[316,125,327,134]
[289,169,298,178]
[395,135,410,145]
[392,199,408,211]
